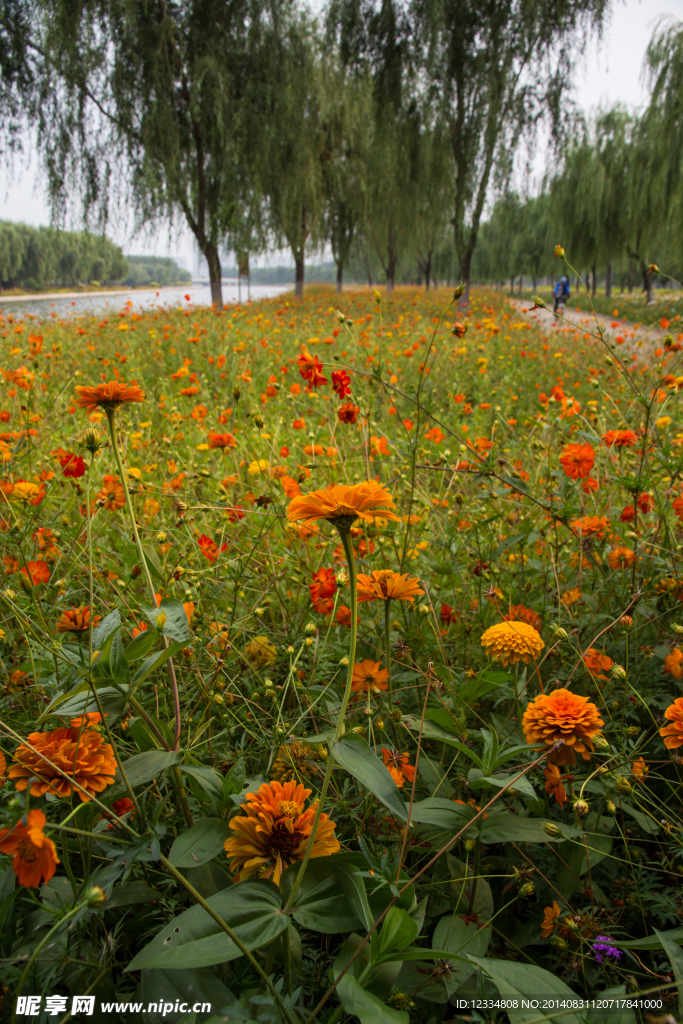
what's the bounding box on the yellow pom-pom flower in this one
[480,620,544,667]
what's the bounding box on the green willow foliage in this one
[0,220,127,290]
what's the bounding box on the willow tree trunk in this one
[605,261,612,299]
[204,241,223,307]
[336,262,343,295]
[295,255,304,299]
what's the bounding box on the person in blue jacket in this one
[553,275,570,313]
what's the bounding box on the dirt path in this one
[507,297,669,362]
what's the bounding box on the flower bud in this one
[614,774,632,795]
[550,935,568,951]
[453,283,466,301]
[391,708,402,723]
[335,569,348,586]
[594,733,609,749]
[648,263,659,274]
[606,800,617,814]
[85,885,107,908]
[255,607,265,617]
[611,664,627,680]
[253,414,265,430]
[620,615,633,628]
[374,289,382,304]
[671,623,683,636]
[375,717,385,730]
[664,334,674,349]
[154,612,166,630]
[80,426,105,455]
[286,645,295,654]
[543,821,562,838]
[573,798,589,816]
[232,384,241,401]
[2,588,15,600]
[304,622,317,635]
[463,838,477,851]
[549,623,568,640]
[339,656,349,667]
[351,726,364,735]
[519,882,535,897]
[304,637,313,646]
[452,321,468,339]
[554,244,565,259]
[211,692,224,705]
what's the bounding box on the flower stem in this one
[283,524,358,914]
[384,599,400,745]
[105,409,155,604]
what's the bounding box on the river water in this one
[0,281,292,319]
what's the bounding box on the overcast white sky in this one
[0,0,681,267]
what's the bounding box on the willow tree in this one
[0,0,282,306]
[411,0,610,301]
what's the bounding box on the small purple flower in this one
[592,936,623,964]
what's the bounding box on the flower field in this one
[1,281,683,1022]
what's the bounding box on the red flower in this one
[21,560,50,585]
[338,402,360,425]
[331,370,351,399]
[440,603,459,625]
[637,493,654,513]
[603,429,638,448]
[198,534,227,563]
[60,453,87,478]
[309,568,337,610]
[620,505,635,522]
[226,504,245,523]
[297,346,327,388]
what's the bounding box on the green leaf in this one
[128,717,174,752]
[336,974,409,1024]
[40,684,128,723]
[331,734,407,822]
[409,797,474,831]
[480,813,580,844]
[616,926,683,950]
[141,599,190,643]
[125,880,287,970]
[469,772,537,800]
[182,766,224,804]
[115,750,183,790]
[335,863,374,931]
[223,758,245,797]
[130,641,187,693]
[141,543,165,583]
[169,818,233,869]
[377,907,418,957]
[107,881,162,908]
[587,986,636,1024]
[469,957,588,1024]
[93,626,129,685]
[655,928,683,1016]
[124,629,158,663]
[448,854,494,920]
[432,912,490,993]
[281,856,366,933]
[92,608,121,650]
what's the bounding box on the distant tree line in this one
[124,256,191,288]
[0,221,127,291]
[0,0,609,303]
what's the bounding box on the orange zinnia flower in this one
[559,443,595,480]
[351,659,389,694]
[0,809,59,888]
[223,780,339,884]
[541,901,561,938]
[602,429,638,448]
[208,431,237,450]
[660,697,683,748]
[287,481,399,529]
[672,496,683,522]
[381,749,415,788]
[74,380,145,414]
[583,648,614,679]
[664,648,683,679]
[608,546,636,570]
[309,567,337,611]
[97,475,125,511]
[522,689,604,765]
[9,727,117,801]
[21,560,50,585]
[544,764,572,807]
[480,620,544,667]
[356,569,424,604]
[55,606,102,633]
